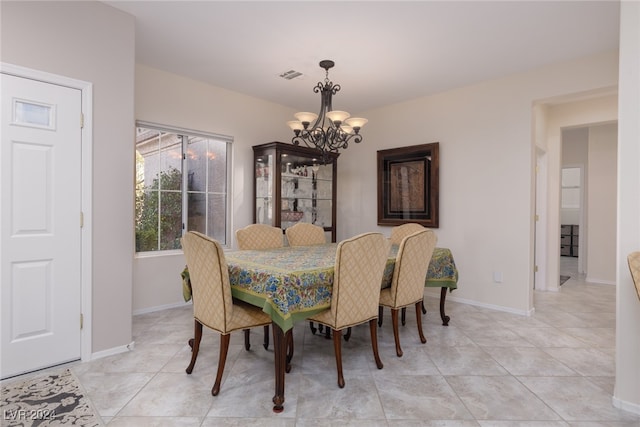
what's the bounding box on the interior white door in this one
[1,73,82,379]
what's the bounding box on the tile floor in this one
[8,257,640,426]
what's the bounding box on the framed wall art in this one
[377,142,439,227]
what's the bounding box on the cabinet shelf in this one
[560,224,579,257]
[281,197,333,201]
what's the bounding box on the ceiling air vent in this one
[279,70,303,80]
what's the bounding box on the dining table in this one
[223,242,459,412]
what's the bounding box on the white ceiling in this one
[104,1,620,114]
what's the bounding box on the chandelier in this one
[287,60,367,162]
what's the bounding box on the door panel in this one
[1,73,82,378]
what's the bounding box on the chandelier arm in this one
[293,127,327,150]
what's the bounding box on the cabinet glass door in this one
[255,153,273,225]
[280,155,332,231]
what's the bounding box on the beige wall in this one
[587,124,617,284]
[615,0,640,412]
[133,65,295,312]
[1,1,136,353]
[338,51,618,314]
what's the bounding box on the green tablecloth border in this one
[426,278,457,290]
[232,287,329,332]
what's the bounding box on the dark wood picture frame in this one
[377,142,439,227]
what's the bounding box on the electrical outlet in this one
[493,271,503,283]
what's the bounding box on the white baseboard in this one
[90,341,135,361]
[612,395,640,416]
[584,277,616,286]
[133,301,190,316]
[424,289,534,316]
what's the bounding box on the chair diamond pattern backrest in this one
[236,224,284,250]
[628,251,640,301]
[286,222,326,246]
[389,223,425,245]
[390,229,438,307]
[182,231,232,332]
[331,232,390,329]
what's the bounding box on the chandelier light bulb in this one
[340,124,353,134]
[344,117,368,129]
[325,110,350,124]
[293,112,318,126]
[287,121,304,131]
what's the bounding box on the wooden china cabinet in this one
[252,142,338,242]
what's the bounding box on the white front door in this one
[1,73,83,379]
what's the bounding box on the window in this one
[561,167,581,209]
[135,123,231,252]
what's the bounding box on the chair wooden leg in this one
[243,329,250,351]
[401,307,407,326]
[378,306,383,327]
[368,319,384,370]
[331,328,345,388]
[186,320,203,374]
[309,321,317,335]
[391,308,403,357]
[344,327,352,341]
[263,325,270,350]
[422,300,427,314]
[416,301,427,344]
[285,329,294,373]
[212,333,231,396]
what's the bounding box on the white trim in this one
[584,277,616,286]
[612,395,640,416]
[90,341,135,361]
[1,62,93,365]
[535,147,548,291]
[136,120,233,142]
[132,301,190,316]
[424,290,536,316]
[227,136,234,247]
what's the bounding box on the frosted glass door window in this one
[13,99,54,129]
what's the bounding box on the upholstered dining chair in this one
[379,229,437,357]
[181,231,272,396]
[386,222,429,325]
[307,232,390,388]
[627,251,640,301]
[389,222,425,245]
[236,223,284,250]
[235,223,284,350]
[285,222,326,247]
[285,222,327,337]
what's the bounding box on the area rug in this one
[560,275,570,285]
[1,368,103,426]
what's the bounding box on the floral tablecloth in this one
[223,244,458,332]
